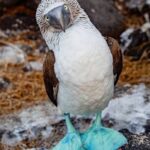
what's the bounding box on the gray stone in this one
[124,0,150,10]
[121,130,150,150]
[0,77,11,91]
[23,61,43,72]
[0,0,20,6]
[120,23,150,60]
[0,129,6,139]
[0,45,26,64]
[78,0,125,38]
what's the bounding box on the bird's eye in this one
[64,5,69,11]
[45,15,49,21]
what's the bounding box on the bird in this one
[36,0,127,149]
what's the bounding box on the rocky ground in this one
[0,0,150,150]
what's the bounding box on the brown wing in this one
[43,51,58,106]
[105,37,123,85]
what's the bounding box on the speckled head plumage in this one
[36,0,87,33]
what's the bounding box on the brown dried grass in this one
[0,63,47,116]
[120,57,150,85]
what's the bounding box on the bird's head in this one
[36,0,84,33]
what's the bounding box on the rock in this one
[25,0,41,9]
[0,30,7,38]
[0,129,6,139]
[103,84,150,134]
[0,14,36,31]
[0,44,26,64]
[124,0,150,11]
[125,0,146,10]
[120,22,150,60]
[121,130,150,150]
[23,61,43,72]
[0,102,55,146]
[0,0,21,6]
[18,44,33,55]
[0,77,11,91]
[78,0,125,38]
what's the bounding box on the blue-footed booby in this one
[36,0,127,149]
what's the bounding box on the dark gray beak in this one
[45,5,71,31]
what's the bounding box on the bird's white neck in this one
[42,10,91,51]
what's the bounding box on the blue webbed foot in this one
[52,114,86,150]
[80,114,127,150]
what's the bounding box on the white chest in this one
[54,24,114,115]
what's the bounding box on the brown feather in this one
[43,50,58,106]
[105,37,123,85]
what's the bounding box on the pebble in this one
[0,77,11,91]
[78,0,125,38]
[120,22,150,60]
[0,45,26,64]
[23,61,43,72]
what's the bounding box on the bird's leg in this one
[81,113,127,150]
[92,113,102,128]
[64,113,76,133]
[52,113,85,150]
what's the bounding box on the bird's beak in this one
[45,5,71,32]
